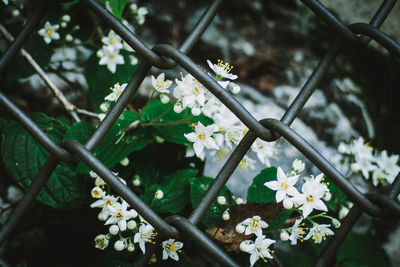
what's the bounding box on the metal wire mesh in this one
[1,0,400,266]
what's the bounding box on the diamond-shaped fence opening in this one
[0,0,399,266]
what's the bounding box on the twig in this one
[0,24,98,122]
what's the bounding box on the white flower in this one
[162,239,183,261]
[376,150,400,183]
[105,200,136,231]
[242,235,275,267]
[134,223,156,254]
[38,22,60,44]
[98,46,125,73]
[152,73,172,93]
[184,122,219,157]
[264,167,300,203]
[289,219,306,245]
[105,82,127,102]
[155,190,164,200]
[240,215,268,236]
[224,126,247,148]
[131,4,148,25]
[305,223,334,244]
[239,155,256,171]
[280,231,290,241]
[91,187,103,199]
[292,159,305,173]
[351,156,375,179]
[251,139,277,166]
[91,194,119,221]
[101,30,123,50]
[292,174,328,218]
[173,74,207,109]
[207,59,238,80]
[94,234,109,250]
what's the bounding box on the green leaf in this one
[190,176,232,228]
[326,179,347,212]
[84,51,138,112]
[1,113,85,209]
[64,120,95,143]
[267,208,293,230]
[76,111,151,173]
[142,100,213,145]
[247,167,277,203]
[337,234,391,267]
[150,169,198,214]
[279,252,313,267]
[108,0,128,19]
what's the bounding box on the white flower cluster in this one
[89,171,184,261]
[38,15,74,44]
[149,60,277,169]
[338,137,400,186]
[97,30,138,73]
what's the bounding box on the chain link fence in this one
[0,0,400,266]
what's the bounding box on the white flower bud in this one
[217,196,227,205]
[191,107,201,116]
[127,244,135,252]
[91,187,103,199]
[235,197,244,205]
[173,103,183,113]
[90,171,98,178]
[323,192,332,201]
[239,241,251,252]
[96,49,104,58]
[338,143,348,154]
[12,9,20,17]
[109,225,119,235]
[114,240,125,251]
[98,211,108,221]
[235,223,245,234]
[129,209,138,219]
[155,190,164,200]
[292,159,305,173]
[130,55,138,65]
[62,14,71,22]
[130,3,138,11]
[332,218,341,228]
[100,102,110,112]
[127,220,137,230]
[339,206,350,219]
[61,22,67,28]
[160,94,170,104]
[280,231,290,241]
[98,113,106,121]
[222,210,230,221]
[229,82,241,95]
[283,198,293,209]
[120,157,130,166]
[65,34,73,42]
[132,177,141,186]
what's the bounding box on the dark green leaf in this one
[64,120,95,143]
[84,51,138,112]
[76,111,151,173]
[190,176,232,228]
[108,0,128,19]
[247,167,277,203]
[1,113,85,209]
[279,252,313,267]
[142,100,213,145]
[337,234,391,267]
[326,179,347,212]
[150,169,198,214]
[267,208,292,230]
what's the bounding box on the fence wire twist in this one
[1,0,400,266]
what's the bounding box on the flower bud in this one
[239,241,250,252]
[98,113,106,121]
[280,231,289,241]
[109,225,119,235]
[62,14,71,22]
[173,103,183,113]
[338,143,348,154]
[12,9,20,17]
[132,176,141,186]
[90,171,98,178]
[120,157,130,166]
[292,159,305,173]
[235,197,244,205]
[91,187,103,199]
[229,83,241,95]
[217,196,227,205]
[160,94,170,104]
[222,210,230,221]
[127,243,135,252]
[61,22,67,28]
[339,206,350,219]
[235,223,245,234]
[191,107,201,116]
[283,198,293,209]
[100,102,110,113]
[155,136,165,143]
[332,218,341,228]
[65,34,73,42]
[114,240,125,251]
[129,209,138,219]
[323,192,332,201]
[127,220,137,230]
[98,211,108,221]
[155,190,164,200]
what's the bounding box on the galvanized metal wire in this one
[0,0,400,266]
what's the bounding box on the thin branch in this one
[0,24,98,122]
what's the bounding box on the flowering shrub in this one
[0,0,398,266]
